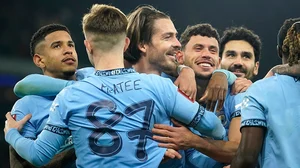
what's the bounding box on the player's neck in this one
[133,56,161,75]
[195,78,210,100]
[93,50,125,71]
[44,71,76,80]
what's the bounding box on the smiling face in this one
[34,30,78,79]
[180,35,220,79]
[220,40,259,80]
[142,18,181,72]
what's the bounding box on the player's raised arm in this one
[157,77,226,140]
[14,74,74,97]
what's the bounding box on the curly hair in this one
[180,23,220,50]
[277,18,300,48]
[282,22,300,66]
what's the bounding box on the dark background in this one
[0,0,299,167]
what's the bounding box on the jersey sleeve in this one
[213,69,237,85]
[241,82,267,129]
[5,128,68,167]
[227,92,246,120]
[46,88,71,129]
[13,74,74,97]
[11,98,36,139]
[156,77,226,140]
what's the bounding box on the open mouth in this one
[166,52,177,61]
[196,61,214,68]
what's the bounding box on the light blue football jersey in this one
[11,96,55,139]
[241,74,300,168]
[218,89,245,133]
[11,96,73,153]
[185,148,224,168]
[6,68,225,168]
[184,87,245,168]
[162,69,240,168]
[13,67,95,97]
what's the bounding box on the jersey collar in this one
[95,68,136,76]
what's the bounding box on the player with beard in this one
[231,21,300,168]
[219,27,261,95]
[152,23,246,167]
[4,4,226,167]
[152,24,300,167]
[125,7,235,168]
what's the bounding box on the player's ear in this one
[138,42,147,54]
[176,50,184,64]
[123,37,130,52]
[33,54,45,69]
[253,61,259,76]
[84,40,93,55]
[277,45,282,59]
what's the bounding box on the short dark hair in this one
[125,5,169,64]
[180,23,220,50]
[220,27,261,62]
[277,17,300,48]
[30,24,70,57]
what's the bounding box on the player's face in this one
[39,31,78,79]
[143,18,181,72]
[182,35,220,79]
[221,40,259,80]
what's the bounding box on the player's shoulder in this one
[11,95,47,115]
[225,91,246,106]
[76,67,95,81]
[17,95,50,104]
[250,74,290,91]
[139,73,173,83]
[56,80,89,103]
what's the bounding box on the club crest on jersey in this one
[216,110,228,127]
[177,88,194,102]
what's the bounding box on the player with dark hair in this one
[5,4,226,168]
[265,17,300,78]
[220,27,261,81]
[231,21,300,168]
[9,23,78,168]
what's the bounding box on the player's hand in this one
[231,77,252,95]
[174,67,196,101]
[199,72,227,112]
[4,112,31,136]
[223,165,231,168]
[152,119,195,150]
[161,148,182,163]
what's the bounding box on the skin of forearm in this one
[273,62,300,76]
[231,154,257,168]
[191,135,237,163]
[206,138,239,153]
[10,145,35,168]
[9,145,76,168]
